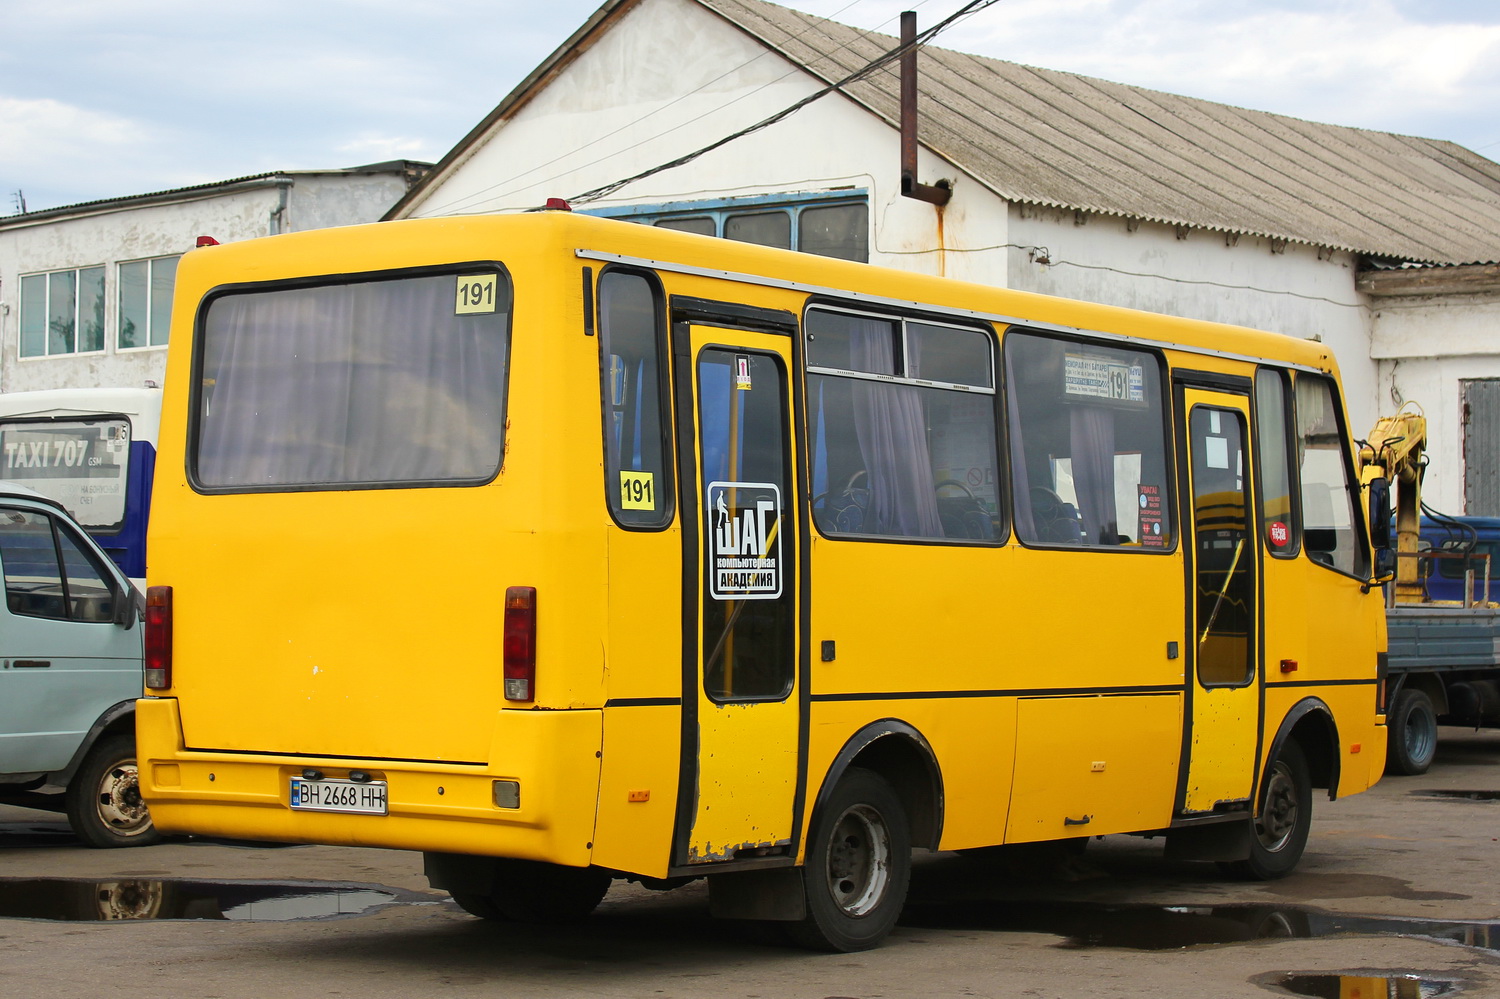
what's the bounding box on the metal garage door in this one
[1464,378,1500,515]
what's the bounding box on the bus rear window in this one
[193,269,511,490]
[0,418,131,530]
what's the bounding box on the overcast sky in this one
[3,0,1497,215]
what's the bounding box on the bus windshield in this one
[193,268,512,491]
[0,418,132,531]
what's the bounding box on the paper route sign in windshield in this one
[708,480,782,601]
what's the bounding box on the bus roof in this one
[180,211,1339,376]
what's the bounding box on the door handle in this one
[12,660,51,668]
[1063,815,1092,826]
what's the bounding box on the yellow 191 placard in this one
[455,274,498,315]
[620,470,656,510]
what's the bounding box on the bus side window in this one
[598,270,673,529]
[1294,374,1368,577]
[1255,368,1299,557]
[806,309,999,543]
[1005,330,1172,550]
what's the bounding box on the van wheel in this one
[65,733,161,849]
[1221,739,1311,880]
[787,767,911,952]
[452,860,610,923]
[1386,689,1438,776]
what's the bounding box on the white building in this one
[388,0,1500,514]
[0,161,428,394]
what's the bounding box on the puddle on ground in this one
[899,900,1500,953]
[0,878,401,922]
[1274,973,1459,997]
[1413,790,1500,802]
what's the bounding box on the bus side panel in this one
[592,705,682,878]
[1262,682,1385,799]
[1005,693,1182,842]
[1263,557,1386,797]
[803,697,1016,852]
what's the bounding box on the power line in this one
[568,0,1001,206]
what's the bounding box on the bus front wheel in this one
[1221,739,1311,881]
[787,767,911,952]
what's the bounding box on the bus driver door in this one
[673,323,802,868]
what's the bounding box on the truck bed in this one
[1386,605,1500,673]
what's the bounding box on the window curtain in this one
[197,277,507,487]
[848,319,943,537]
[1070,406,1118,544]
[1005,348,1035,541]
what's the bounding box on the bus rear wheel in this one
[452,859,611,923]
[787,767,911,952]
[1221,739,1311,881]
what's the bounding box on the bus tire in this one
[787,767,911,952]
[1221,739,1311,881]
[1386,688,1438,776]
[64,733,161,849]
[449,893,504,920]
[481,860,611,923]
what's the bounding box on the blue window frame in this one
[588,192,869,263]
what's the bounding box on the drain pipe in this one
[900,10,951,207]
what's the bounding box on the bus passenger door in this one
[1179,387,1261,814]
[674,325,801,866]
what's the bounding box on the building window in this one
[19,267,105,357]
[597,193,869,262]
[119,255,180,349]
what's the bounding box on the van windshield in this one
[193,269,512,491]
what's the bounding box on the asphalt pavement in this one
[2,727,1498,998]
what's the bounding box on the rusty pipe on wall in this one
[900,10,951,207]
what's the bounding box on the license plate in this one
[289,777,388,815]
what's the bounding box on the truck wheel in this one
[1386,688,1438,776]
[1222,739,1311,880]
[64,733,161,849]
[786,767,911,952]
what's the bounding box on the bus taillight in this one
[145,585,173,690]
[503,586,537,702]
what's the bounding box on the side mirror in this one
[1367,477,1393,551]
[115,585,145,630]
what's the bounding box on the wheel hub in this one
[96,762,152,835]
[1255,761,1298,852]
[824,804,890,916]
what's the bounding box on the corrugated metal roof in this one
[699,0,1500,266]
[2,161,430,229]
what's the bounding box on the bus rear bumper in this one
[135,697,603,866]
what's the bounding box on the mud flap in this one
[423,852,499,894]
[1164,820,1252,862]
[708,867,807,921]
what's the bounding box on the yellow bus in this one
[137,211,1390,951]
